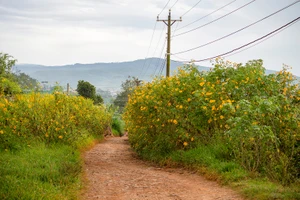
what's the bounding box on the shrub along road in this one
[81,137,244,200]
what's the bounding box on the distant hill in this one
[14,58,209,92]
[15,58,299,92]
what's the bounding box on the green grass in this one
[0,143,82,200]
[136,141,300,200]
[111,116,124,137]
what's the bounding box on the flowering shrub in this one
[0,92,112,149]
[124,59,299,184]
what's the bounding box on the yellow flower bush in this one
[0,92,111,149]
[124,59,299,184]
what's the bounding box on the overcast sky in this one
[0,0,299,76]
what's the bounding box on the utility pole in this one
[67,83,70,95]
[157,9,182,77]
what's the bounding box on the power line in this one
[159,0,172,16]
[173,0,256,37]
[142,25,166,78]
[159,56,167,75]
[170,0,180,9]
[139,21,158,77]
[177,0,237,31]
[181,0,203,17]
[173,0,300,55]
[154,38,167,75]
[224,19,296,59]
[185,17,300,63]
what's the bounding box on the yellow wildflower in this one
[183,142,188,146]
[58,135,63,139]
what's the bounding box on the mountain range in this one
[15,58,298,93]
[14,58,207,92]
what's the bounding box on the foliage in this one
[52,82,64,93]
[114,76,142,112]
[0,53,22,96]
[77,80,103,104]
[0,77,22,96]
[0,92,112,150]
[123,58,300,184]
[77,80,96,99]
[0,53,16,76]
[94,94,104,105]
[112,116,124,137]
[12,72,40,92]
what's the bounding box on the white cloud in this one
[0,0,299,76]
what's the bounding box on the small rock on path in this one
[81,137,244,200]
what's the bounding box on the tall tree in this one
[0,53,16,76]
[114,76,141,112]
[77,80,103,104]
[0,53,21,96]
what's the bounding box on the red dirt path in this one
[81,136,244,200]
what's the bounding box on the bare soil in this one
[81,136,244,200]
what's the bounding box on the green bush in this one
[0,92,112,150]
[124,59,300,184]
[112,116,124,136]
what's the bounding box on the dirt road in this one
[81,137,244,200]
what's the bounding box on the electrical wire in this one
[159,56,167,75]
[139,21,158,77]
[173,0,256,37]
[142,25,166,78]
[182,0,203,17]
[186,16,300,63]
[159,0,172,16]
[170,0,180,9]
[224,18,298,58]
[173,0,300,55]
[176,0,237,31]
[154,38,168,75]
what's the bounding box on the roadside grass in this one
[137,141,300,200]
[0,134,101,200]
[111,116,124,137]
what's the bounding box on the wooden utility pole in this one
[67,83,70,95]
[157,9,182,77]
